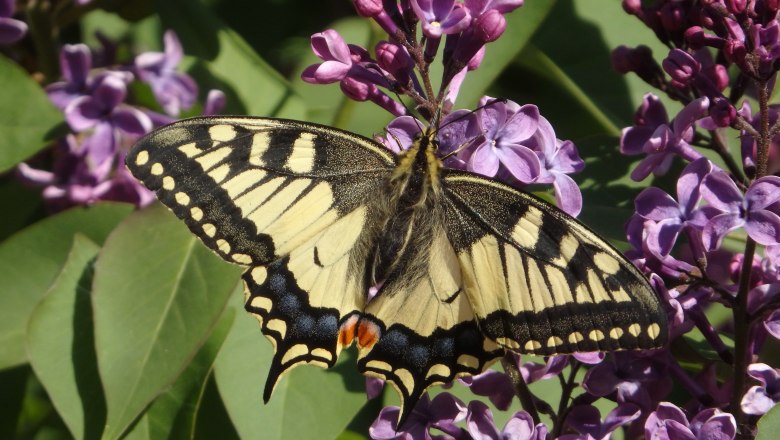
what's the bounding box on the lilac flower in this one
[459,370,514,410]
[366,377,384,400]
[749,20,780,78]
[464,0,524,16]
[583,352,671,410]
[519,354,568,384]
[559,404,641,440]
[634,158,715,257]
[466,401,547,440]
[0,0,27,45]
[644,403,736,440]
[65,73,152,166]
[369,393,465,440]
[526,115,584,216]
[462,98,541,183]
[411,0,470,39]
[742,363,780,416]
[135,31,198,116]
[700,171,780,249]
[301,29,405,116]
[375,116,425,153]
[621,96,707,181]
[45,44,93,110]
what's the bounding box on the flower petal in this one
[702,213,744,250]
[552,172,582,217]
[745,209,780,246]
[635,187,681,221]
[469,142,501,177]
[466,401,502,440]
[500,104,539,144]
[494,145,540,183]
[677,157,712,215]
[746,176,780,210]
[701,170,743,213]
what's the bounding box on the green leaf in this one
[0,54,65,173]
[214,303,367,440]
[156,0,306,119]
[26,235,105,440]
[123,305,236,440]
[92,204,240,439]
[0,203,133,370]
[0,177,44,242]
[455,0,557,108]
[757,403,780,440]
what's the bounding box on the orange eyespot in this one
[338,315,360,347]
[357,319,381,349]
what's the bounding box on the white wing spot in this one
[175,192,190,206]
[366,360,392,372]
[425,364,451,380]
[287,132,316,173]
[250,266,267,284]
[281,344,309,364]
[151,163,164,175]
[266,319,287,339]
[524,340,542,351]
[233,253,253,265]
[647,323,661,339]
[394,368,415,394]
[178,142,201,158]
[208,163,231,184]
[190,207,203,221]
[609,327,624,339]
[162,176,175,190]
[588,329,605,342]
[216,239,231,254]
[135,150,149,165]
[250,296,272,312]
[195,146,231,172]
[457,354,479,369]
[311,348,333,361]
[202,223,216,237]
[593,252,621,275]
[512,206,542,248]
[496,337,520,349]
[568,332,584,344]
[209,124,237,142]
[547,336,563,347]
[628,323,641,337]
[249,131,271,166]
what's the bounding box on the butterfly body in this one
[127,116,667,424]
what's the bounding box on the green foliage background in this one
[1,0,762,438]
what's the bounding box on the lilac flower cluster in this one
[614,0,780,438]
[303,0,586,216]
[17,31,225,211]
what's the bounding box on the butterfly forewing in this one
[442,171,667,354]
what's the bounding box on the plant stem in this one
[26,0,59,83]
[552,362,581,438]
[501,353,541,424]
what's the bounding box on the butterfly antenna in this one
[364,63,428,147]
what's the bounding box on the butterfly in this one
[126,116,667,424]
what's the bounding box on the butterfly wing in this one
[127,117,395,394]
[441,171,667,354]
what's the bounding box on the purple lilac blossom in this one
[621,96,707,181]
[410,0,471,39]
[459,370,515,410]
[634,157,715,258]
[135,31,198,117]
[369,393,465,440]
[700,171,780,249]
[0,0,26,45]
[45,44,93,110]
[644,403,736,440]
[582,352,671,411]
[559,404,641,440]
[466,401,547,440]
[741,363,780,416]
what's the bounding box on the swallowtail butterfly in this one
[127,116,667,423]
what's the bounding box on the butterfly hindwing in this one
[442,171,667,355]
[127,116,395,266]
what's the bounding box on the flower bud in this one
[709,97,737,127]
[726,0,747,14]
[375,41,413,81]
[474,9,506,43]
[340,76,372,101]
[353,0,383,17]
[663,49,700,88]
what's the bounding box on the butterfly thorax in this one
[369,130,444,290]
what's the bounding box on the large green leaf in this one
[156,0,306,119]
[757,404,780,440]
[214,303,367,440]
[0,203,132,370]
[92,204,240,439]
[123,305,236,440]
[26,235,105,440]
[0,54,65,173]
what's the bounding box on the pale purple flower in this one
[366,377,384,400]
[0,0,27,45]
[519,354,568,384]
[466,401,547,440]
[526,115,584,216]
[64,73,152,166]
[644,403,736,440]
[559,404,641,440]
[411,0,470,39]
[634,158,715,257]
[369,393,465,440]
[375,116,425,153]
[583,352,672,410]
[46,44,93,110]
[459,370,514,410]
[700,171,780,249]
[135,31,198,116]
[464,98,541,183]
[621,95,706,181]
[742,363,780,416]
[749,20,780,78]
